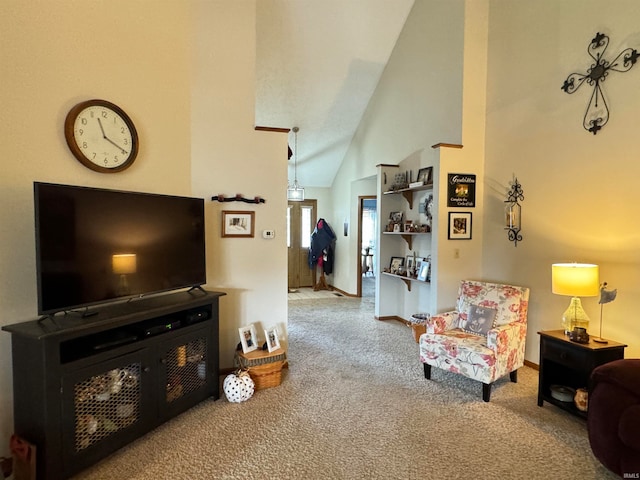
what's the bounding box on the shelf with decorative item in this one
[383,183,433,209]
[381,272,430,291]
[382,231,430,249]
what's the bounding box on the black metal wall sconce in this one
[504,177,524,247]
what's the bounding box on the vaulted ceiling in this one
[255,0,415,188]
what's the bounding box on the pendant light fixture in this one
[287,126,305,201]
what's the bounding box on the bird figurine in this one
[594,282,617,343]
[599,282,617,304]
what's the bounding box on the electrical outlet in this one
[262,230,275,239]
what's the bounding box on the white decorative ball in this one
[223,370,255,403]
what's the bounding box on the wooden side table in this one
[537,329,626,418]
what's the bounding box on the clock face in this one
[65,99,139,173]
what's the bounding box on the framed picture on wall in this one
[222,210,255,238]
[447,173,476,207]
[448,212,472,240]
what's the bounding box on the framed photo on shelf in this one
[405,255,415,272]
[238,324,258,353]
[265,327,281,353]
[222,210,255,238]
[389,211,403,223]
[389,256,405,274]
[417,261,430,281]
[417,167,433,185]
[448,212,472,240]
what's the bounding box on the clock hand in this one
[98,118,128,154]
[97,117,107,138]
[104,136,129,155]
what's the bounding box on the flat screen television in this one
[34,182,206,315]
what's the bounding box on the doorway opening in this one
[287,199,317,290]
[357,196,377,298]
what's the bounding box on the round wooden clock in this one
[64,99,139,173]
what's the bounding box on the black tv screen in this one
[34,182,206,315]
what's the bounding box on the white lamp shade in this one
[551,263,599,297]
[287,184,305,201]
[112,254,137,275]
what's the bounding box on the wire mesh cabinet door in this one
[158,324,217,419]
[60,348,153,476]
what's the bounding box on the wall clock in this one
[64,99,139,173]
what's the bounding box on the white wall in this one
[0,0,286,456]
[304,186,333,222]
[324,0,640,366]
[191,1,287,368]
[331,0,466,296]
[332,0,640,365]
[0,0,192,456]
[484,0,640,361]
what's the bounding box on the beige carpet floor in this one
[75,294,616,480]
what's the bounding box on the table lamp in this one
[551,263,599,334]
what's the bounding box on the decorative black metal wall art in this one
[211,194,265,204]
[504,177,523,247]
[561,32,639,135]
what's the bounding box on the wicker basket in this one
[246,361,284,390]
[410,313,429,343]
[411,323,426,343]
[236,348,286,390]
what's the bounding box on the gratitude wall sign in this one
[447,173,476,208]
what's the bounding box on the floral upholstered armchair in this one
[419,280,530,402]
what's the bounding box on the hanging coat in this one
[308,218,336,273]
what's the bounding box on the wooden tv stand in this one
[2,289,225,480]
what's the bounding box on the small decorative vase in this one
[574,388,588,412]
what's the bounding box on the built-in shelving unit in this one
[382,183,433,209]
[381,271,430,291]
[377,164,434,321]
[382,231,430,249]
[375,144,471,323]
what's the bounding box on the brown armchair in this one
[588,358,640,477]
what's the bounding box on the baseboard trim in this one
[375,315,410,326]
[524,359,539,370]
[327,284,358,298]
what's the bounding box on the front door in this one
[288,199,317,289]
